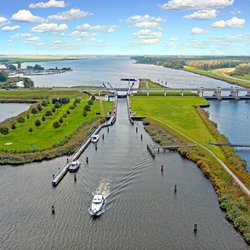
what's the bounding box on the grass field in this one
[0,89,114,153]
[130,96,225,155]
[184,66,250,88]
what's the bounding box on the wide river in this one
[22,56,250,168]
[0,100,247,249]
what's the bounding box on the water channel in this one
[0,99,247,249]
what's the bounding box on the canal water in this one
[0,99,247,249]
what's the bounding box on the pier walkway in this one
[52,99,117,187]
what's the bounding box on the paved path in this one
[153,118,250,196]
[212,70,250,84]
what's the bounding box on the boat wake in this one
[93,176,111,199]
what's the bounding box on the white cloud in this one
[69,30,89,37]
[0,17,9,26]
[231,9,241,15]
[160,0,234,10]
[11,9,44,22]
[133,29,162,44]
[185,9,217,19]
[29,0,66,9]
[47,8,92,21]
[51,40,83,50]
[191,27,209,34]
[11,33,32,38]
[122,14,166,29]
[31,23,68,32]
[76,23,118,33]
[2,25,20,31]
[26,36,42,42]
[212,17,245,28]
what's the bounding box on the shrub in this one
[53,121,60,129]
[54,102,61,109]
[11,123,16,130]
[45,110,52,116]
[84,105,91,111]
[35,119,41,127]
[28,128,33,132]
[37,104,43,112]
[88,99,93,105]
[41,100,47,107]
[67,110,70,114]
[26,114,30,119]
[18,117,25,123]
[31,107,38,114]
[59,117,63,124]
[69,105,75,110]
[83,110,87,117]
[42,115,46,121]
[52,98,59,104]
[63,113,67,118]
[52,108,56,113]
[0,127,9,135]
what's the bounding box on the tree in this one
[0,71,8,82]
[0,127,9,135]
[53,121,60,129]
[54,102,61,109]
[23,78,34,88]
[37,104,43,112]
[41,100,47,107]
[18,117,25,123]
[7,64,16,71]
[35,119,41,127]
[45,110,52,116]
[31,107,38,114]
[59,117,63,123]
[33,64,44,70]
[11,123,16,129]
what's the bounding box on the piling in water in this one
[161,165,163,172]
[74,174,77,182]
[102,134,104,140]
[95,144,97,151]
[51,205,55,215]
[141,134,143,140]
[107,127,109,133]
[194,224,198,233]
[136,127,138,133]
[174,185,177,193]
[86,157,89,164]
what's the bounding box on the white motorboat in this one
[88,194,105,216]
[91,134,99,143]
[68,160,81,173]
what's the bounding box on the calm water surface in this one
[0,103,31,123]
[23,56,232,88]
[207,100,250,170]
[0,100,247,249]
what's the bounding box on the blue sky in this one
[0,0,250,55]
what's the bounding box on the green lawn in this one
[130,96,224,158]
[0,89,114,152]
[233,74,250,80]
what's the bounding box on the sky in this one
[0,0,250,55]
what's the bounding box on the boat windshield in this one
[93,200,101,204]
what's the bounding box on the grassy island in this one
[0,88,114,164]
[130,95,250,244]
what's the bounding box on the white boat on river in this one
[88,194,106,217]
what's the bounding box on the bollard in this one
[95,144,97,151]
[141,134,143,140]
[161,165,163,172]
[102,134,104,140]
[194,224,198,233]
[74,174,77,182]
[51,205,55,215]
[107,127,109,133]
[174,184,177,194]
[86,157,89,164]
[136,127,138,133]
